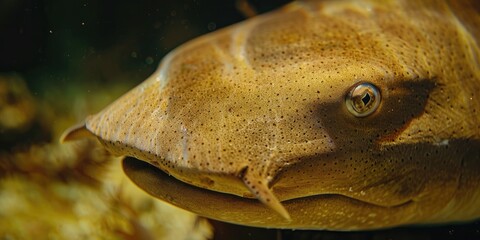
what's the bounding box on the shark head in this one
[62,0,480,230]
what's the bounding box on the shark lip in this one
[123,157,413,218]
[281,192,413,209]
[273,184,415,208]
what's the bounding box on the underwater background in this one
[0,0,479,239]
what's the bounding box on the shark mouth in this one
[123,157,415,227]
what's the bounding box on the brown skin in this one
[63,0,480,230]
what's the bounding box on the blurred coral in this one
[0,139,212,240]
[0,73,212,240]
[0,74,36,135]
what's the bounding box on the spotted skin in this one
[62,0,480,230]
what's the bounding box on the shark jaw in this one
[123,157,416,230]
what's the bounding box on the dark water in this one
[211,219,480,240]
[1,0,479,239]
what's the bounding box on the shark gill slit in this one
[239,166,291,221]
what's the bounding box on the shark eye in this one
[346,82,381,117]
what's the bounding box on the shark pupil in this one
[345,82,381,117]
[362,93,371,106]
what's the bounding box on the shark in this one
[62,0,480,230]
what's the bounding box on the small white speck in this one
[435,139,449,146]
